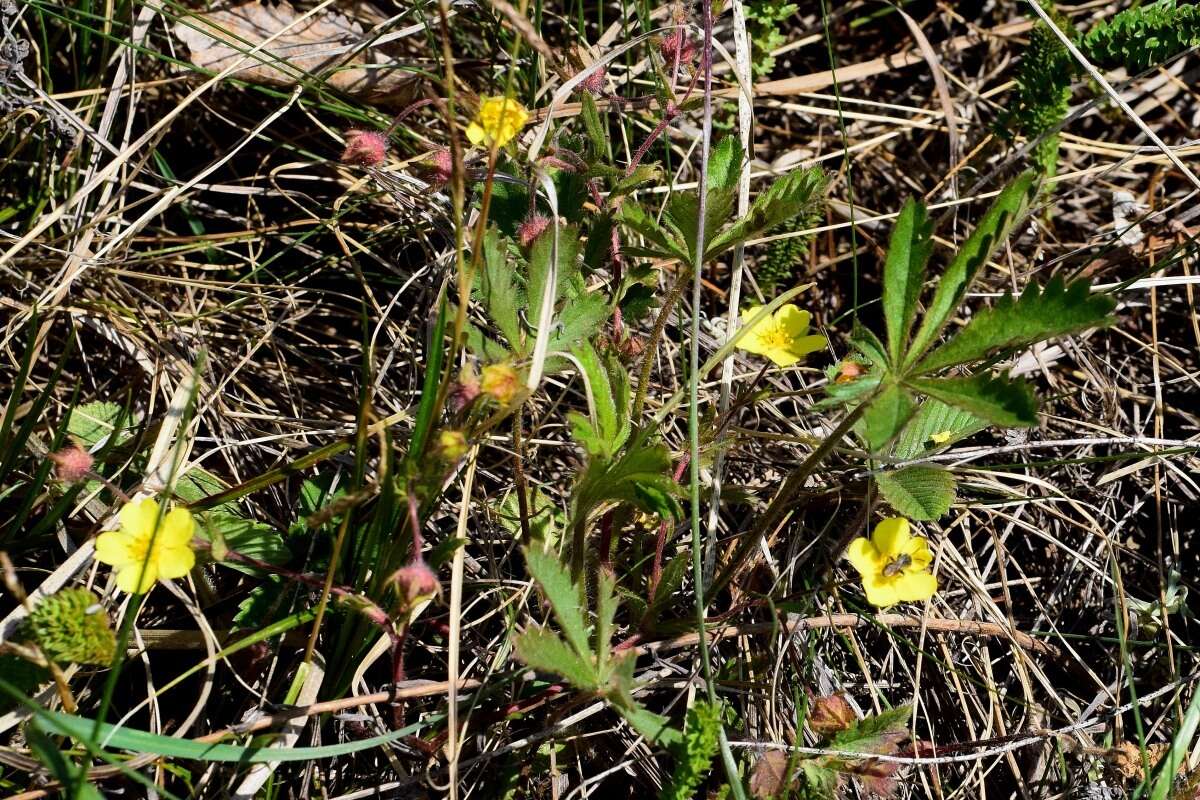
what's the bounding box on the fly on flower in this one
[846,517,938,607]
[466,96,530,149]
[94,499,197,594]
[737,303,825,367]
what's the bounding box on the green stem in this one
[708,401,868,600]
[631,266,691,419]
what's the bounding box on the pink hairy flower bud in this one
[517,214,551,247]
[48,445,94,483]
[341,129,388,167]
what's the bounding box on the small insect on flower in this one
[341,129,388,167]
[94,499,197,594]
[737,303,826,367]
[466,96,530,149]
[845,518,938,608]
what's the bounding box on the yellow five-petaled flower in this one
[846,517,938,608]
[737,303,826,367]
[466,96,530,149]
[95,499,197,594]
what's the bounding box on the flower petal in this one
[765,345,800,368]
[871,517,911,558]
[907,537,934,570]
[465,122,487,146]
[845,538,881,577]
[119,498,159,538]
[161,508,195,548]
[94,531,134,568]
[862,575,900,608]
[787,334,826,359]
[775,305,811,336]
[116,562,157,595]
[156,545,196,580]
[894,571,938,603]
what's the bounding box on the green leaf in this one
[595,568,618,675]
[882,198,933,365]
[575,436,683,522]
[859,383,915,453]
[662,701,723,800]
[707,166,826,259]
[66,401,126,448]
[522,548,591,659]
[513,628,599,690]
[914,276,1116,374]
[480,226,522,347]
[527,224,582,335]
[612,165,662,199]
[706,136,743,196]
[850,322,889,369]
[617,202,688,261]
[198,512,291,574]
[875,465,957,521]
[232,576,286,630]
[29,704,430,763]
[830,705,911,752]
[548,291,609,355]
[892,399,986,459]
[497,487,563,546]
[27,726,106,800]
[905,171,1039,366]
[580,92,607,154]
[909,373,1038,428]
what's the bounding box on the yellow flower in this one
[930,430,953,445]
[95,499,196,594]
[737,304,825,367]
[845,518,938,608]
[466,96,530,148]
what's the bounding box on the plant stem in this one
[708,402,867,600]
[631,265,691,418]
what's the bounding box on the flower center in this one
[759,324,793,350]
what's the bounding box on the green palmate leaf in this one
[796,761,839,800]
[818,372,881,410]
[905,171,1039,366]
[875,465,957,521]
[480,226,522,347]
[198,512,290,574]
[707,165,826,258]
[662,701,723,800]
[522,548,591,659]
[909,373,1038,428]
[914,276,1115,374]
[513,628,599,690]
[66,401,126,448]
[893,399,985,459]
[618,201,688,261]
[859,383,915,453]
[882,198,934,365]
[575,437,683,521]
